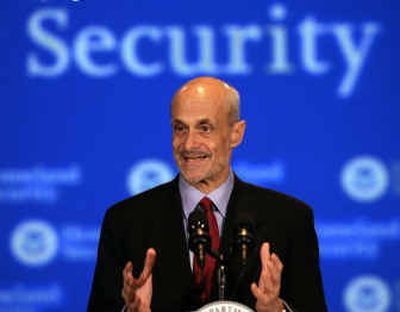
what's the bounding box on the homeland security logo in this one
[341,156,389,203]
[344,275,391,312]
[127,159,174,195]
[10,220,59,267]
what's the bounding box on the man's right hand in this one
[122,248,157,312]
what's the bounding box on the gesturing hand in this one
[251,243,284,312]
[122,248,157,312]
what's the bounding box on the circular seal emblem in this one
[341,156,389,203]
[197,300,254,312]
[127,159,174,195]
[10,219,59,267]
[344,275,391,312]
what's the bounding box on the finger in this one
[123,261,134,284]
[266,265,280,298]
[143,248,157,277]
[259,242,271,273]
[251,282,272,304]
[258,243,272,286]
[122,262,139,303]
[137,248,157,285]
[271,253,283,272]
[250,282,264,300]
[122,283,136,300]
[251,282,277,312]
[258,267,269,288]
[259,269,275,296]
[267,261,278,290]
[269,253,283,287]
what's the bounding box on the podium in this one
[197,300,254,312]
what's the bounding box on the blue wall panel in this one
[1,0,399,311]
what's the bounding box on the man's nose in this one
[183,130,199,150]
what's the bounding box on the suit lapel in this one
[170,176,193,281]
[221,175,252,255]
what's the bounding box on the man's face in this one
[171,85,244,192]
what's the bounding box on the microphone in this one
[230,217,256,299]
[234,218,255,266]
[188,207,210,269]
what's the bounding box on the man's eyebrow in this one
[197,118,212,125]
[172,118,212,125]
[172,119,185,124]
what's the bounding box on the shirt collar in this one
[179,171,234,220]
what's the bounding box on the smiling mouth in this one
[183,155,209,161]
[183,155,208,160]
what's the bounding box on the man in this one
[88,77,327,311]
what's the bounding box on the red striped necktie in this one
[193,197,220,303]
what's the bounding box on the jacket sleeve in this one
[87,208,125,312]
[281,205,328,312]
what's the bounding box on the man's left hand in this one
[251,242,285,312]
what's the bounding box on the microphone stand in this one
[206,249,226,300]
[216,253,226,300]
[231,223,255,299]
[207,222,255,301]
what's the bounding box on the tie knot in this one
[199,197,213,212]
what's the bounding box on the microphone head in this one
[188,207,210,262]
[235,223,254,245]
[188,207,208,234]
[233,213,255,239]
[233,214,255,266]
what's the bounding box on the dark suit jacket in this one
[88,176,327,311]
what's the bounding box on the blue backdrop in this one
[1,0,399,311]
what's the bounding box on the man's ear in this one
[230,120,246,148]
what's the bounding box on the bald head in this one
[171,77,240,124]
[170,76,246,193]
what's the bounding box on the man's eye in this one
[174,124,185,132]
[200,125,211,133]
